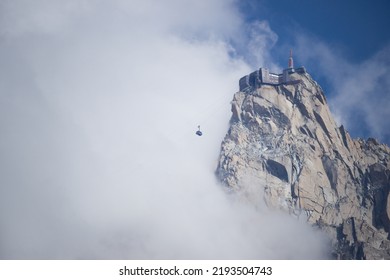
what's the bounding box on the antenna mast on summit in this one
[288,49,294,68]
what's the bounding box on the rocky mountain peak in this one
[217,68,390,259]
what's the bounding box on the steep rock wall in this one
[217,71,390,259]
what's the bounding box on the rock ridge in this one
[217,70,390,259]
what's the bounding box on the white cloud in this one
[247,20,279,69]
[231,20,280,71]
[0,0,329,259]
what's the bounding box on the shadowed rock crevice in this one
[266,159,289,182]
[321,156,338,191]
[296,101,311,119]
[313,111,331,140]
[339,125,350,151]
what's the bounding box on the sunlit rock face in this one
[217,70,390,259]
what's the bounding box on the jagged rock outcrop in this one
[217,70,390,259]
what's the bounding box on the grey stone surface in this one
[217,71,390,259]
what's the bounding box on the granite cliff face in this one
[217,70,390,259]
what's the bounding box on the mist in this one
[0,0,329,259]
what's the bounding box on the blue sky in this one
[238,0,390,144]
[240,0,390,63]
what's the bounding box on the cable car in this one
[196,125,202,136]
